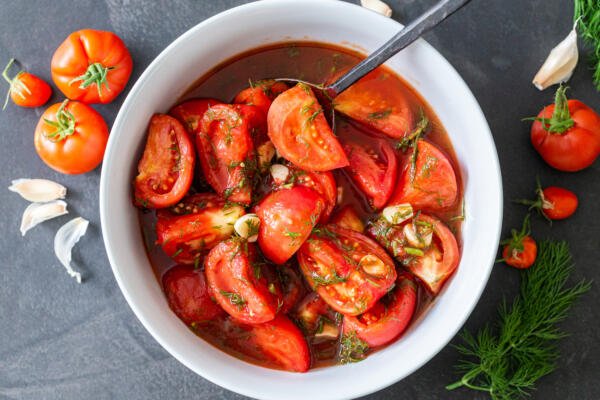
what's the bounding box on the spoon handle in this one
[327,0,472,97]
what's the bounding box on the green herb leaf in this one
[575,0,600,91]
[339,331,369,364]
[219,290,247,310]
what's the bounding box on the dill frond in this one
[575,0,600,90]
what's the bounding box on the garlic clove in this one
[257,141,276,173]
[382,203,413,225]
[359,254,387,277]
[360,0,392,17]
[403,223,433,249]
[54,217,89,283]
[533,25,579,90]
[9,178,67,202]
[270,164,290,185]
[20,200,68,236]
[314,322,340,340]
[234,213,260,242]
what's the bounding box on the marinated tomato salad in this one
[134,43,463,372]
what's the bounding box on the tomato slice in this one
[342,273,417,347]
[298,225,396,316]
[388,140,458,211]
[198,104,256,205]
[234,87,272,117]
[205,239,279,324]
[134,114,195,209]
[331,205,365,233]
[267,84,349,171]
[156,193,245,265]
[162,264,225,324]
[334,69,414,138]
[169,98,222,135]
[343,138,397,210]
[255,186,325,264]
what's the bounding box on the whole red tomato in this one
[519,179,578,221]
[3,58,51,108]
[530,86,600,172]
[51,29,132,104]
[500,215,537,269]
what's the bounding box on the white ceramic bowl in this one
[100,1,503,399]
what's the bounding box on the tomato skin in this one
[331,205,365,233]
[234,87,272,117]
[268,84,349,171]
[34,100,108,174]
[388,140,458,211]
[343,138,397,210]
[255,186,325,264]
[281,166,337,223]
[133,114,195,208]
[276,264,306,314]
[503,236,537,269]
[541,186,578,220]
[8,71,52,107]
[343,273,417,347]
[162,265,225,324]
[169,98,222,135]
[51,29,132,104]
[531,100,600,172]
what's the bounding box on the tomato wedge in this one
[331,205,365,233]
[276,264,306,314]
[268,84,348,171]
[169,98,222,135]
[342,273,417,347]
[162,264,225,324]
[205,239,279,324]
[156,194,245,265]
[388,140,458,211]
[255,185,325,264]
[234,87,272,117]
[298,225,396,316]
[197,104,256,204]
[343,137,397,210]
[334,69,414,139]
[133,114,195,208]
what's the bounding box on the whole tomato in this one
[530,85,600,172]
[51,29,132,104]
[519,179,578,221]
[500,215,537,269]
[34,100,109,174]
[2,58,51,108]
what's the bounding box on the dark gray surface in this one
[1,1,598,399]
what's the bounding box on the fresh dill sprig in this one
[446,241,591,399]
[575,0,600,90]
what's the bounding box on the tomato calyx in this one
[499,214,532,261]
[516,178,553,223]
[528,85,575,135]
[2,58,30,110]
[43,100,76,141]
[69,62,115,96]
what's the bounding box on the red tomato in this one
[295,292,339,336]
[34,100,109,175]
[530,86,600,172]
[2,58,51,108]
[276,264,306,314]
[133,114,195,208]
[280,166,337,223]
[205,240,279,324]
[343,138,397,210]
[334,69,414,138]
[268,83,349,171]
[343,273,417,347]
[198,104,256,205]
[331,205,365,233]
[255,186,325,264]
[298,225,397,316]
[540,186,578,220]
[156,194,245,265]
[388,140,458,211]
[234,87,272,117]
[162,264,225,324]
[501,215,537,269]
[169,98,222,135]
[51,29,132,104]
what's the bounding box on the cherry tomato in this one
[156,194,245,265]
[331,205,365,233]
[343,137,397,210]
[388,139,458,211]
[334,69,414,138]
[530,86,600,171]
[298,225,397,316]
[198,104,255,205]
[280,166,337,223]
[519,180,578,221]
[51,29,133,104]
[133,114,195,208]
[169,98,222,135]
[343,273,417,347]
[501,215,537,269]
[34,100,108,175]
[162,264,225,324]
[267,83,349,171]
[255,186,325,264]
[2,58,51,108]
[205,239,280,324]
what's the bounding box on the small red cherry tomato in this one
[501,215,537,269]
[330,205,365,233]
[2,58,51,108]
[540,186,578,220]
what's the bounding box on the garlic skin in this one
[360,0,392,17]
[54,217,89,283]
[9,179,67,202]
[20,200,68,236]
[533,25,579,90]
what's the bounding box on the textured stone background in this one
[1,0,598,399]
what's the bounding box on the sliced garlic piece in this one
[234,213,260,242]
[9,179,67,202]
[257,141,276,172]
[403,223,433,249]
[360,0,392,17]
[314,322,340,340]
[359,254,387,277]
[533,24,578,90]
[270,164,289,185]
[382,203,413,225]
[20,200,68,236]
[54,217,89,283]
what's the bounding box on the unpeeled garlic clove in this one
[20,200,68,236]
[360,0,392,17]
[54,217,89,283]
[9,178,67,202]
[533,25,579,90]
